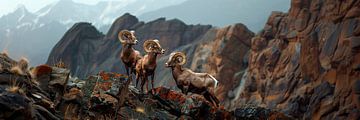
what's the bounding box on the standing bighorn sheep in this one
[135,39,165,93]
[165,52,220,106]
[118,30,142,76]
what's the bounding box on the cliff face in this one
[234,0,360,119]
[48,13,254,105]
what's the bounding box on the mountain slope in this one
[139,0,290,32]
[233,0,360,119]
[0,0,186,65]
[0,6,67,65]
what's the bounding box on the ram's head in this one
[143,39,165,54]
[165,52,186,67]
[118,30,138,45]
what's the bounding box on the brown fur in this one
[120,45,142,75]
[135,39,165,93]
[166,52,220,106]
[118,30,142,76]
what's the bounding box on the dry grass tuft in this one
[7,86,20,93]
[10,57,31,76]
[135,107,145,113]
[1,50,9,57]
[6,79,25,95]
[11,66,25,75]
[18,57,29,71]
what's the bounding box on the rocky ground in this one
[0,53,292,119]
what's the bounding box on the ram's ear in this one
[130,30,135,34]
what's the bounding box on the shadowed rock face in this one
[233,0,360,119]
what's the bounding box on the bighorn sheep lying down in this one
[135,39,165,92]
[118,30,142,76]
[165,52,220,106]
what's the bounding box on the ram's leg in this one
[151,74,155,94]
[140,76,146,93]
[183,85,189,95]
[207,88,220,107]
[135,73,140,88]
[210,92,220,107]
[129,68,133,76]
[125,66,129,76]
[145,76,149,93]
[131,67,137,75]
[202,91,215,106]
[209,88,219,103]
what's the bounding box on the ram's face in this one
[127,31,138,45]
[152,45,165,54]
[165,53,178,67]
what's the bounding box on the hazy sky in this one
[0,0,127,16]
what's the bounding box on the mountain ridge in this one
[0,0,186,65]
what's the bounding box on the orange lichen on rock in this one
[99,71,110,80]
[32,65,53,77]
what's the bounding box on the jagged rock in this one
[32,64,70,107]
[47,13,254,107]
[0,54,63,120]
[0,86,32,119]
[234,107,292,120]
[37,1,360,119]
[235,0,360,119]
[1,53,293,119]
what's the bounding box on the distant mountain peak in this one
[14,4,29,14]
[118,13,138,20]
[112,13,139,27]
[105,13,139,40]
[58,0,74,3]
[55,0,79,8]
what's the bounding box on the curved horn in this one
[173,52,186,65]
[152,39,162,48]
[118,30,131,44]
[143,40,156,53]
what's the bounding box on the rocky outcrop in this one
[72,71,292,119]
[0,53,72,119]
[234,0,360,119]
[47,13,254,105]
[1,51,297,119]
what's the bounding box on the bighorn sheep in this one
[165,52,220,106]
[135,39,165,92]
[118,30,142,76]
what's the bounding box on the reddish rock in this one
[234,0,360,119]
